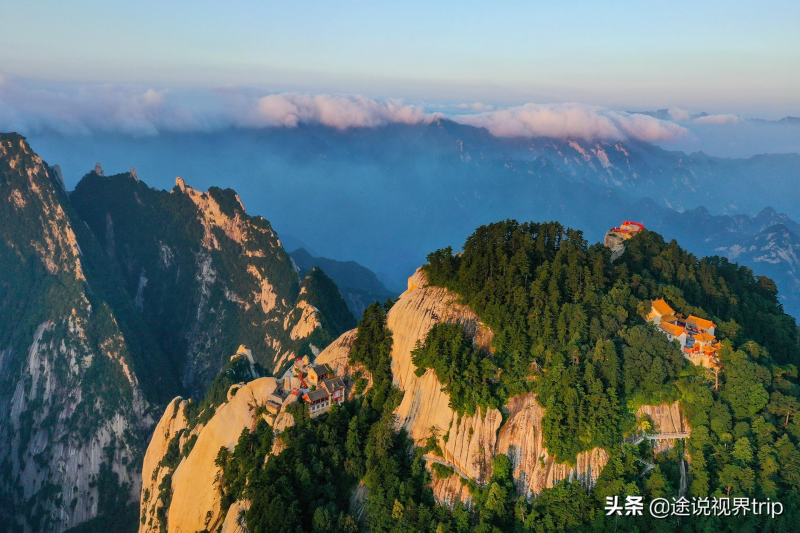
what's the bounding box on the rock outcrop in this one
[497,393,608,500]
[314,329,372,397]
[637,402,690,453]
[168,378,278,533]
[637,402,688,434]
[139,378,279,533]
[389,269,501,484]
[140,399,189,533]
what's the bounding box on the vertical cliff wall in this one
[139,378,279,533]
[70,174,352,395]
[0,134,169,532]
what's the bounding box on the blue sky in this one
[2,1,799,117]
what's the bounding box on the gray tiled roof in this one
[321,377,345,393]
[310,363,331,375]
[306,389,329,402]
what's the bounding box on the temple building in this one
[608,220,645,240]
[303,377,346,417]
[647,298,719,369]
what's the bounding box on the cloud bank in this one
[0,77,696,142]
[453,103,687,142]
[692,114,743,125]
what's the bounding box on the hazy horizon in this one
[2,1,799,117]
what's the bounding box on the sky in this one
[2,1,799,118]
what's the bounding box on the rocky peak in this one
[69,168,351,395]
[171,178,252,250]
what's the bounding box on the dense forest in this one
[420,220,800,530]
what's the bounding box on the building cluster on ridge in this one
[290,355,346,417]
[647,298,720,369]
[228,347,347,421]
[609,220,645,238]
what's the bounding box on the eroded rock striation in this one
[139,378,285,533]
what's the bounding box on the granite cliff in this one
[0,134,175,532]
[70,172,355,395]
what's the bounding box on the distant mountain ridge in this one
[290,247,396,318]
[25,120,800,316]
[610,202,800,316]
[715,224,800,316]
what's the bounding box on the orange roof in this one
[686,315,715,331]
[660,314,678,324]
[694,331,715,343]
[659,322,686,337]
[651,298,675,317]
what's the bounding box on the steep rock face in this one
[314,329,372,396]
[388,269,501,484]
[496,393,608,500]
[219,500,249,533]
[139,378,279,533]
[139,399,189,533]
[429,475,472,509]
[0,134,170,532]
[168,378,278,533]
[70,174,350,395]
[637,402,690,454]
[637,402,688,434]
[288,299,320,340]
[277,268,356,370]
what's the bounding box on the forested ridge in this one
[418,220,800,530]
[210,220,800,532]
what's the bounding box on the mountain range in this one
[26,120,800,317]
[289,247,396,318]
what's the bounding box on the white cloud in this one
[250,93,433,129]
[0,77,694,143]
[692,114,743,125]
[668,107,691,122]
[0,78,437,136]
[452,103,688,142]
[454,102,494,111]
